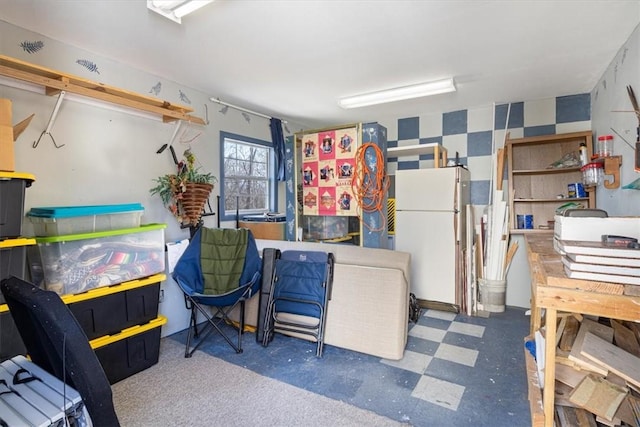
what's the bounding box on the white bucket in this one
[478,278,506,313]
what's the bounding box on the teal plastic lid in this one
[28,203,144,218]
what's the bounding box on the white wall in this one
[0,20,302,336]
[591,23,640,215]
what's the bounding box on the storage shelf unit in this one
[506,131,596,234]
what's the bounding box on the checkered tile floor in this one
[383,310,484,411]
[171,306,531,426]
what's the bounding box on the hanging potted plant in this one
[150,148,217,226]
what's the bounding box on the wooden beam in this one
[0,55,205,125]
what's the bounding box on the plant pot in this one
[179,182,213,226]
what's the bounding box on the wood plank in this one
[611,319,640,358]
[568,319,613,375]
[580,332,640,389]
[555,362,590,388]
[496,147,505,191]
[569,374,628,421]
[536,286,640,322]
[555,405,597,427]
[556,315,568,347]
[0,56,205,125]
[559,315,580,351]
[0,54,194,112]
[524,336,545,427]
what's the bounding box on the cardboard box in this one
[554,215,640,242]
[0,125,15,172]
[0,99,11,126]
[0,99,14,172]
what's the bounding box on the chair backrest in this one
[273,250,333,318]
[0,276,120,427]
[173,227,261,295]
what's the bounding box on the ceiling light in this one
[147,0,214,24]
[338,78,456,109]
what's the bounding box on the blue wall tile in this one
[470,180,490,205]
[494,102,524,129]
[556,93,590,123]
[443,110,467,135]
[524,125,556,137]
[387,140,398,148]
[398,117,419,140]
[397,160,420,170]
[467,131,493,156]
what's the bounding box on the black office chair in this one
[0,276,120,427]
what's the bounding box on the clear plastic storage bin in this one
[32,223,166,295]
[28,204,144,236]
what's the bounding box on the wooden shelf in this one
[387,143,447,167]
[514,197,590,203]
[0,54,205,125]
[512,166,581,175]
[506,131,596,231]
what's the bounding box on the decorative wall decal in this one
[178,90,191,104]
[242,112,251,123]
[602,79,607,90]
[149,82,161,95]
[20,40,44,54]
[622,47,628,64]
[219,105,229,114]
[76,59,100,74]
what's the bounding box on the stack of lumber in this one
[543,314,640,426]
[556,240,640,286]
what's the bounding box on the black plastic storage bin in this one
[0,172,34,239]
[0,238,36,305]
[91,315,166,384]
[0,305,26,362]
[63,275,162,341]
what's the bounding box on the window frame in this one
[219,131,277,221]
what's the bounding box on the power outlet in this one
[159,289,165,303]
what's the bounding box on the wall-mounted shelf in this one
[387,143,447,168]
[0,54,205,125]
[506,131,596,233]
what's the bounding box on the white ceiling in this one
[1,0,639,129]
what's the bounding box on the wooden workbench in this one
[525,234,640,427]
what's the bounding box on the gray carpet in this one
[111,338,405,426]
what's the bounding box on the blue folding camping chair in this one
[173,227,262,357]
[261,250,334,357]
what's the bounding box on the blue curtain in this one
[270,118,286,181]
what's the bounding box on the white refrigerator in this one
[394,166,470,309]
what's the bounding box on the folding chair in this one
[262,250,334,357]
[173,227,262,357]
[0,276,120,427]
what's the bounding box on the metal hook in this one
[33,91,66,149]
[33,130,65,149]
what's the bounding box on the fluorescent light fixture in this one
[147,0,214,24]
[338,77,456,109]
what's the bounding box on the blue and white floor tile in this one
[170,306,531,427]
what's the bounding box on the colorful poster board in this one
[301,127,358,216]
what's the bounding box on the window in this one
[220,131,275,220]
